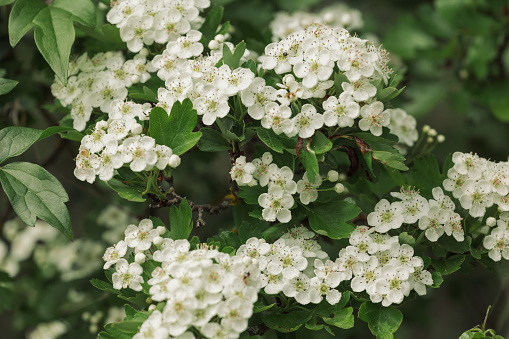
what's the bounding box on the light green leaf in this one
[0,162,72,239]
[198,128,230,152]
[106,179,146,202]
[168,198,193,240]
[358,302,403,338]
[8,0,47,47]
[0,78,19,95]
[297,138,319,183]
[310,131,332,154]
[377,87,406,103]
[257,128,283,153]
[0,125,73,164]
[308,201,360,239]
[52,0,96,27]
[0,0,16,5]
[219,41,246,69]
[149,100,202,155]
[33,7,75,84]
[323,307,355,329]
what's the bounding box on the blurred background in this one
[1,0,509,337]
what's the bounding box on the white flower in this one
[322,92,360,127]
[358,101,389,137]
[120,15,155,52]
[240,77,277,120]
[163,294,197,336]
[386,108,418,147]
[122,136,158,172]
[367,199,404,233]
[261,102,294,135]
[459,180,493,217]
[337,46,375,82]
[388,243,422,274]
[443,168,468,199]
[308,275,342,305]
[74,146,100,183]
[430,187,455,212]
[375,265,410,306]
[287,104,324,138]
[341,78,377,102]
[112,259,144,291]
[399,195,429,224]
[266,245,308,279]
[452,152,486,180]
[444,213,464,242]
[408,266,433,296]
[283,273,311,305]
[268,164,297,194]
[167,30,203,59]
[103,240,128,269]
[125,219,159,251]
[418,206,448,242]
[214,65,255,96]
[258,185,294,223]
[217,297,252,333]
[483,227,509,261]
[351,256,379,292]
[134,310,169,339]
[293,47,334,88]
[193,86,229,125]
[296,173,322,205]
[252,152,273,187]
[261,273,287,294]
[230,156,256,186]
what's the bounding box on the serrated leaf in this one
[220,41,246,69]
[149,100,201,155]
[0,162,72,239]
[0,78,19,95]
[198,128,230,152]
[237,185,266,204]
[51,0,96,27]
[308,201,360,239]
[323,307,354,329]
[106,179,146,202]
[33,7,75,84]
[199,5,223,44]
[8,0,47,47]
[168,198,193,240]
[257,128,283,153]
[358,302,403,338]
[297,138,319,183]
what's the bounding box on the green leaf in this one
[8,0,47,47]
[220,41,246,69]
[198,128,230,152]
[431,254,465,275]
[0,126,72,165]
[308,200,360,239]
[310,131,332,154]
[237,185,266,205]
[33,7,75,84]
[106,179,146,202]
[253,303,275,313]
[0,78,19,95]
[262,311,313,332]
[297,138,319,182]
[351,132,408,171]
[0,286,16,312]
[168,198,193,240]
[0,0,15,5]
[0,162,72,239]
[377,87,406,103]
[149,100,202,155]
[90,278,118,294]
[358,302,403,338]
[257,128,283,153]
[199,5,223,44]
[51,0,96,27]
[323,307,354,329]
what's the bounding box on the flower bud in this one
[156,226,166,235]
[334,183,345,194]
[135,252,146,264]
[208,40,219,50]
[169,154,181,168]
[327,170,339,182]
[428,129,437,137]
[427,137,434,144]
[153,236,164,246]
[139,48,149,57]
[422,125,430,133]
[214,34,225,42]
[437,135,445,143]
[338,173,347,182]
[148,305,156,311]
[131,74,140,84]
[486,217,497,227]
[131,123,143,135]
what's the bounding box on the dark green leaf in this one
[168,198,193,240]
[91,278,118,294]
[257,128,283,153]
[253,303,275,313]
[0,0,15,5]
[308,200,360,239]
[262,311,313,332]
[377,87,406,103]
[0,162,72,239]
[0,286,16,312]
[0,78,19,95]
[297,138,319,182]
[358,302,403,338]
[310,131,332,154]
[431,254,465,275]
[398,232,416,245]
[33,7,75,84]
[8,0,47,47]
[198,128,230,152]
[199,5,223,44]
[237,185,266,204]
[220,41,246,69]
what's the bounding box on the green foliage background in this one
[1,0,509,338]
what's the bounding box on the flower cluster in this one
[107,0,210,52]
[253,25,396,138]
[51,50,150,131]
[367,186,464,242]
[483,213,509,261]
[150,31,256,125]
[270,3,363,41]
[74,119,181,183]
[104,219,263,338]
[444,152,509,217]
[230,152,333,222]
